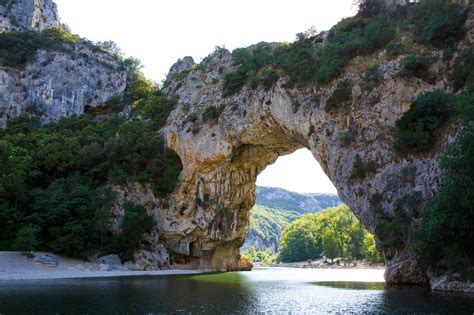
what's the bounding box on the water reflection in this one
[0,268,473,314]
[314,281,386,290]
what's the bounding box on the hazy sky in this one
[54,0,357,82]
[257,149,337,194]
[53,0,355,194]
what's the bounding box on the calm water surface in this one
[0,267,473,314]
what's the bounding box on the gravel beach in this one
[0,252,202,281]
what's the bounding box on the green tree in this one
[113,203,154,261]
[413,92,474,278]
[279,205,381,263]
[362,232,383,263]
[13,226,39,254]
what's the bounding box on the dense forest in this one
[241,187,341,253]
[243,205,382,264]
[0,31,182,261]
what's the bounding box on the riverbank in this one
[263,258,385,270]
[0,252,202,281]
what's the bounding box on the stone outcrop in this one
[0,43,129,128]
[0,0,60,33]
[430,275,474,293]
[1,0,473,291]
[154,11,474,282]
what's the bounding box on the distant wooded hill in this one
[242,187,341,253]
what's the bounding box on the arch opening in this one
[240,148,381,267]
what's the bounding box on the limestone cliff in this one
[1,0,473,292]
[0,0,59,32]
[0,1,129,127]
[154,2,474,286]
[0,44,129,127]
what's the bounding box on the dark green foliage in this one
[0,28,80,67]
[223,13,395,95]
[112,203,154,262]
[412,0,467,48]
[274,42,318,87]
[202,105,224,123]
[394,91,455,154]
[356,0,384,18]
[400,52,435,81]
[363,64,381,89]
[452,44,474,91]
[231,48,251,65]
[104,95,125,112]
[0,93,181,258]
[29,176,112,258]
[326,80,352,111]
[223,68,248,96]
[174,69,191,82]
[375,193,420,254]
[339,132,353,146]
[375,215,409,253]
[413,93,474,278]
[133,90,177,130]
[122,58,155,104]
[316,16,395,84]
[350,154,377,180]
[13,226,39,253]
[386,42,405,58]
[261,69,279,90]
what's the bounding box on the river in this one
[0,267,473,313]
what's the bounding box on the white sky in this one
[257,149,337,194]
[53,0,355,194]
[54,0,357,83]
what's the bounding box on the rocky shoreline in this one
[264,258,385,270]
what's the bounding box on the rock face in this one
[1,0,472,289]
[157,22,471,278]
[0,0,60,32]
[0,43,129,128]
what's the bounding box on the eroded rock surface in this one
[0,0,59,33]
[155,17,474,279]
[0,44,129,128]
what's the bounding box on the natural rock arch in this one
[158,48,450,283]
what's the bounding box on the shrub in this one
[174,69,191,82]
[326,79,352,111]
[0,28,80,67]
[223,68,248,96]
[412,0,467,48]
[231,48,251,65]
[452,44,474,91]
[350,154,378,180]
[386,42,405,58]
[112,203,154,262]
[359,16,396,55]
[363,64,380,89]
[274,42,317,87]
[400,52,435,81]
[356,0,384,18]
[339,132,353,146]
[122,58,155,103]
[316,15,395,84]
[394,91,455,154]
[202,105,224,123]
[413,93,474,278]
[133,90,177,130]
[104,95,125,112]
[261,69,279,90]
[13,226,39,254]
